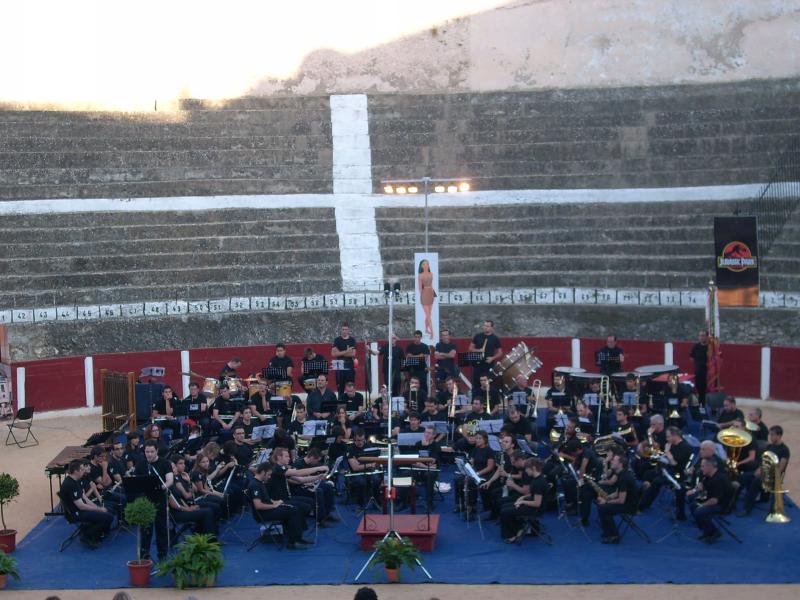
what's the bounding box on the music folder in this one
[251,424,276,440]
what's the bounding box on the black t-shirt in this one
[108,456,125,481]
[471,333,501,364]
[474,387,502,411]
[190,470,209,489]
[738,441,757,472]
[504,417,533,438]
[267,464,291,501]
[180,394,207,418]
[421,408,449,422]
[268,356,293,379]
[669,439,693,473]
[214,396,242,416]
[595,346,624,375]
[248,478,272,506]
[267,434,296,454]
[333,336,357,369]
[464,410,488,423]
[767,442,791,463]
[404,389,425,412]
[471,445,493,473]
[415,440,442,464]
[434,341,457,373]
[705,470,733,505]
[753,422,769,442]
[718,408,744,425]
[546,388,570,409]
[690,343,708,372]
[60,476,84,515]
[220,364,239,380]
[301,357,324,379]
[232,442,254,466]
[123,447,142,470]
[89,462,104,486]
[405,343,430,374]
[655,388,687,413]
[435,388,456,406]
[529,473,548,501]
[581,448,604,479]
[153,397,170,416]
[615,469,638,512]
[286,419,306,436]
[307,388,338,415]
[339,391,364,411]
[134,456,172,481]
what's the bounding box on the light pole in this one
[382,177,471,252]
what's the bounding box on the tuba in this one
[761,450,790,524]
[716,428,752,476]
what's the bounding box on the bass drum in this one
[202,378,219,398]
[491,341,543,392]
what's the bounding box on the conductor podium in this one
[354,455,440,552]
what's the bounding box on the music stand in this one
[397,432,425,449]
[517,438,535,456]
[302,420,329,437]
[478,418,504,434]
[390,397,406,414]
[303,360,329,376]
[355,283,431,582]
[251,424,276,441]
[458,352,485,367]
[462,461,485,540]
[263,367,288,381]
[511,392,527,407]
[420,421,448,435]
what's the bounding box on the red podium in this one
[356,514,440,551]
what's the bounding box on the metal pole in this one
[423,177,430,253]
[386,290,394,529]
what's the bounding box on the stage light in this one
[384,185,394,194]
[407,185,419,194]
[458,182,470,192]
[396,186,407,194]
[434,185,446,193]
[447,185,457,193]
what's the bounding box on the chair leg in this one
[714,516,743,544]
[59,525,83,552]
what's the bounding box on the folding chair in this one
[617,484,652,543]
[56,490,86,552]
[712,486,743,544]
[5,406,38,448]
[245,490,285,551]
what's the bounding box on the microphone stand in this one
[149,462,174,551]
[355,283,432,581]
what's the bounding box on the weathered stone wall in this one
[3,1,799,109]
[8,303,798,362]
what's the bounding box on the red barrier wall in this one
[8,337,797,411]
[771,346,800,402]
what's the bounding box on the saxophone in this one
[448,380,458,419]
[584,475,618,501]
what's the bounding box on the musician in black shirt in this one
[746,408,769,442]
[169,456,218,537]
[500,457,546,542]
[249,463,312,550]
[597,453,638,544]
[376,335,404,397]
[545,375,570,411]
[59,459,115,548]
[434,328,458,384]
[639,426,693,519]
[469,320,502,389]
[289,448,338,524]
[689,457,733,543]
[176,382,209,434]
[595,335,624,376]
[299,347,325,390]
[211,387,242,440]
[436,377,460,409]
[475,374,502,416]
[267,343,294,382]
[339,380,365,412]
[740,425,791,516]
[331,322,357,395]
[406,331,430,397]
[346,428,383,507]
[231,426,255,471]
[466,431,497,517]
[404,376,425,414]
[151,386,182,440]
[717,396,744,429]
[462,397,488,424]
[134,441,173,561]
[268,447,314,522]
[503,405,535,443]
[689,330,709,403]
[306,374,337,419]
[421,398,448,423]
[220,357,243,389]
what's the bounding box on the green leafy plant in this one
[0,550,20,580]
[368,536,421,571]
[0,474,20,531]
[124,497,157,562]
[155,533,223,589]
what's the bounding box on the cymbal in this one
[180,371,210,379]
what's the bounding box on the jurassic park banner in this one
[713,216,759,307]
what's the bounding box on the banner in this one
[705,284,722,392]
[414,253,440,346]
[713,216,759,307]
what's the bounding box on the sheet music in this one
[621,392,638,406]
[251,424,276,440]
[397,432,425,446]
[511,391,528,406]
[421,420,449,434]
[302,420,329,436]
[390,397,406,413]
[582,393,600,406]
[478,418,504,433]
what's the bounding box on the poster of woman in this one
[414,252,440,345]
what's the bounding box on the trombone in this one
[596,375,610,436]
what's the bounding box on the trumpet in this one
[599,375,610,410]
[485,386,491,415]
[448,380,458,420]
[529,379,542,420]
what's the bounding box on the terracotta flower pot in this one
[0,573,7,590]
[127,559,153,587]
[0,530,16,553]
[385,567,400,582]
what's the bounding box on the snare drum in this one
[276,381,292,398]
[202,378,220,398]
[303,378,317,391]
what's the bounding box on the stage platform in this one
[356,514,440,551]
[7,467,800,589]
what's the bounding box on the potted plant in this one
[124,497,157,587]
[0,474,19,553]
[368,536,421,582]
[155,533,223,589]
[0,550,20,589]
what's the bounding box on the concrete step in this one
[0,275,342,307]
[0,207,336,227]
[0,262,341,292]
[0,134,332,153]
[382,255,713,275]
[0,219,335,243]
[379,228,709,244]
[0,249,337,275]
[0,176,332,199]
[0,148,332,169]
[380,242,712,259]
[0,233,340,258]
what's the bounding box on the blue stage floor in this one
[10,470,800,589]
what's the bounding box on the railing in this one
[745,137,800,256]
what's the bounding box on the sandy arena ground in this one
[3,404,799,599]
